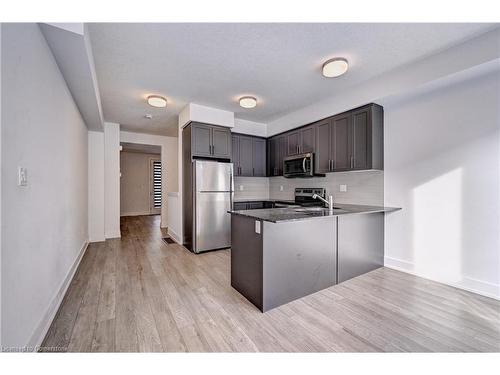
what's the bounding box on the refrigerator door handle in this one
[230,171,234,209]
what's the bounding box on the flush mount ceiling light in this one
[239,96,257,109]
[322,57,349,78]
[147,95,167,108]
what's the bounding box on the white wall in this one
[233,118,267,137]
[120,151,160,216]
[120,131,178,228]
[88,131,105,242]
[179,103,234,128]
[104,122,121,238]
[167,192,182,243]
[384,69,500,299]
[1,24,89,348]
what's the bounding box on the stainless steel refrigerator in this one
[186,160,234,253]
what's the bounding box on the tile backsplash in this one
[269,170,384,205]
[234,177,270,200]
[234,171,384,205]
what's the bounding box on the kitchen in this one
[181,102,400,311]
[2,18,499,363]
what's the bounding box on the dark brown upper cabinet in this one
[232,133,267,177]
[300,125,316,154]
[332,112,352,171]
[314,104,383,173]
[191,122,232,159]
[252,138,267,177]
[268,135,286,176]
[286,131,300,156]
[314,118,332,174]
[286,126,315,156]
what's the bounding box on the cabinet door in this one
[332,113,351,171]
[315,119,331,173]
[239,136,253,176]
[287,131,300,156]
[278,136,287,175]
[252,138,266,177]
[191,123,213,157]
[300,125,315,154]
[233,202,248,211]
[351,107,371,170]
[247,201,264,210]
[212,127,231,158]
[232,135,240,175]
[268,138,277,176]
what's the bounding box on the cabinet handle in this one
[252,167,255,176]
[350,156,354,169]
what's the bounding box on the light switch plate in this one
[239,185,244,191]
[280,185,284,191]
[340,184,347,192]
[255,220,261,234]
[18,167,28,186]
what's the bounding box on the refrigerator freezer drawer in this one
[195,191,232,252]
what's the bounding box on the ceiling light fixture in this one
[239,96,257,109]
[322,57,349,78]
[147,95,167,108]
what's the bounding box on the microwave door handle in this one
[303,157,307,172]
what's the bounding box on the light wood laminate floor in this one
[42,215,500,352]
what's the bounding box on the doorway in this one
[120,142,162,217]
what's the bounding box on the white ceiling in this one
[87,23,495,136]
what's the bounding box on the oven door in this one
[283,153,313,178]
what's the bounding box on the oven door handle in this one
[302,157,307,172]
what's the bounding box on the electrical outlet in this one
[239,185,244,191]
[340,184,347,192]
[280,185,284,191]
[18,167,28,186]
[255,220,261,234]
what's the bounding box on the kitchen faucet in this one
[312,193,334,210]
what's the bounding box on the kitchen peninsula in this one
[229,203,400,312]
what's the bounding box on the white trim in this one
[105,232,121,239]
[27,240,89,351]
[167,227,181,244]
[89,236,105,243]
[384,256,500,301]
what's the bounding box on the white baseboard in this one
[384,256,500,301]
[27,240,89,351]
[167,227,181,244]
[89,236,105,243]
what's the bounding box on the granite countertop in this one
[228,203,401,223]
[233,198,296,204]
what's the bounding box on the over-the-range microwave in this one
[283,153,315,178]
